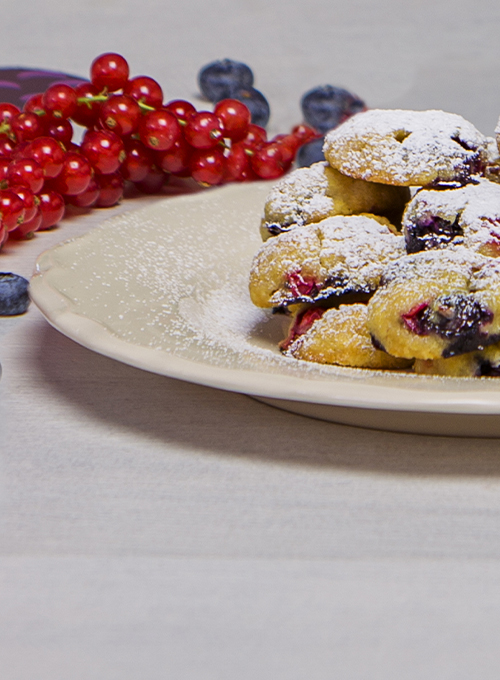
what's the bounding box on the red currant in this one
[134,165,166,194]
[11,112,45,142]
[46,118,74,146]
[10,186,38,222]
[272,134,299,165]
[124,76,163,109]
[72,82,102,128]
[95,172,124,207]
[0,159,10,184]
[68,176,99,208]
[139,110,181,151]
[0,137,16,159]
[100,94,141,137]
[38,190,65,229]
[90,53,130,92]
[120,139,153,182]
[51,152,92,196]
[156,134,192,174]
[42,84,78,119]
[190,147,225,185]
[81,130,125,175]
[0,103,21,124]
[0,189,25,231]
[9,209,42,240]
[23,94,45,115]
[164,100,197,125]
[185,112,223,149]
[24,137,65,178]
[292,123,320,144]
[240,123,267,151]
[223,142,255,182]
[7,158,44,193]
[0,224,8,249]
[250,142,286,179]
[214,99,251,142]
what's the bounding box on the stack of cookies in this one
[249,108,500,377]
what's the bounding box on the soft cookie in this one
[414,344,500,377]
[249,214,405,309]
[282,303,412,370]
[367,248,500,360]
[403,179,500,256]
[323,109,489,186]
[260,161,410,239]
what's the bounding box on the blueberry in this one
[296,136,325,167]
[301,85,366,133]
[0,272,30,316]
[224,86,270,128]
[405,215,463,253]
[198,59,254,103]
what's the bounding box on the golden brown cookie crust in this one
[287,304,412,370]
[249,214,405,309]
[324,109,489,186]
[367,249,500,360]
[260,161,410,238]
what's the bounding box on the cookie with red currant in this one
[282,303,412,370]
[367,248,500,360]
[249,214,405,309]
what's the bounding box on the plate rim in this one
[28,183,500,419]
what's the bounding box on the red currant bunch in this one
[0,52,319,251]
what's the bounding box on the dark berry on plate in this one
[225,86,270,128]
[0,272,30,315]
[296,136,325,167]
[301,85,366,133]
[198,59,254,102]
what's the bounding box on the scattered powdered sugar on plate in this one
[35,182,500,399]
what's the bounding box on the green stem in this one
[137,101,155,113]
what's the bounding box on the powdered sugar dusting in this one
[403,179,500,254]
[380,247,488,286]
[262,161,334,227]
[324,109,488,185]
[250,214,405,306]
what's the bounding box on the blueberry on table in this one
[198,59,254,102]
[225,86,270,128]
[301,85,366,133]
[297,136,325,167]
[0,272,30,316]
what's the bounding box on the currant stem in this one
[77,94,109,108]
[137,101,155,113]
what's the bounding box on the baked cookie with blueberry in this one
[260,161,410,239]
[367,248,500,360]
[402,178,500,257]
[323,109,489,186]
[414,344,500,377]
[282,303,412,370]
[249,214,405,309]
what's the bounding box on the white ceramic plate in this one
[30,182,500,437]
